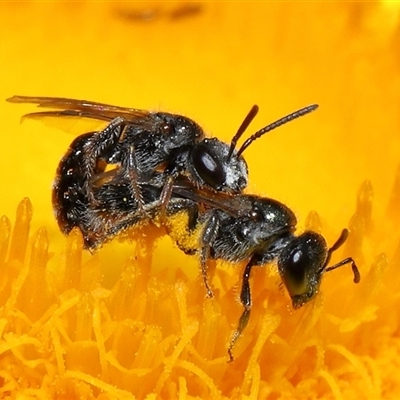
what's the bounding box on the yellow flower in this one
[1,2,400,399]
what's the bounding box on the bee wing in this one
[172,183,253,218]
[7,95,153,124]
[89,169,252,218]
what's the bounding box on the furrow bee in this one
[7,95,317,248]
[170,183,360,361]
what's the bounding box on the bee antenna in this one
[322,229,361,283]
[236,104,319,158]
[227,105,259,160]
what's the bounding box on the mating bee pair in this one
[7,95,360,361]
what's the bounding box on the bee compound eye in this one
[191,146,225,189]
[279,246,313,303]
[286,249,308,284]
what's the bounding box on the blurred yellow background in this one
[1,2,400,398]
[2,2,399,234]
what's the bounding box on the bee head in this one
[278,229,360,309]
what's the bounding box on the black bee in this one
[170,184,360,360]
[65,174,360,361]
[7,95,317,248]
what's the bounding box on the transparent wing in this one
[89,167,253,219]
[7,95,154,124]
[172,181,254,218]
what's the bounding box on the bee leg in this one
[119,144,149,218]
[199,211,220,298]
[83,117,128,204]
[159,174,175,223]
[105,211,145,238]
[187,202,199,232]
[228,257,256,362]
[87,118,148,218]
[84,117,127,178]
[159,166,188,223]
